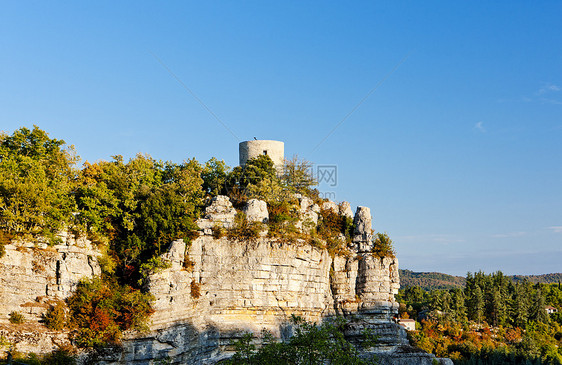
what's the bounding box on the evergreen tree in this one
[530,288,549,323]
[470,286,485,323]
[451,288,467,322]
[512,283,529,328]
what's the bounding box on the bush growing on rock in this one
[43,302,68,330]
[267,200,300,238]
[9,311,25,324]
[224,315,376,365]
[66,277,154,348]
[191,280,201,299]
[317,208,354,256]
[227,212,263,241]
[372,232,395,258]
[9,347,77,365]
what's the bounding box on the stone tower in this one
[239,140,284,169]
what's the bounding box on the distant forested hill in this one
[399,269,466,290]
[399,269,562,290]
[510,272,562,284]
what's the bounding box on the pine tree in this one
[530,288,548,323]
[470,286,485,324]
[451,288,467,322]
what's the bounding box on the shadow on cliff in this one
[91,315,445,365]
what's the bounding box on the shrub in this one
[267,201,301,241]
[317,208,354,256]
[0,230,12,258]
[138,256,170,286]
[227,212,262,241]
[41,347,77,365]
[191,280,201,299]
[211,224,226,239]
[11,347,76,365]
[66,277,154,348]
[225,315,376,364]
[183,255,195,272]
[9,311,25,324]
[372,232,395,258]
[268,201,298,224]
[44,303,67,330]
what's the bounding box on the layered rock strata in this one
[0,233,101,354]
[104,197,450,364]
[0,196,451,364]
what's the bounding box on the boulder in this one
[296,196,319,230]
[243,199,269,223]
[339,201,354,219]
[353,206,372,243]
[160,240,186,270]
[196,195,237,232]
[321,200,338,213]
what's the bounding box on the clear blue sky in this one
[1,1,561,276]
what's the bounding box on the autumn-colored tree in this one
[66,277,154,348]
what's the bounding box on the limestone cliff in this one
[0,233,101,354]
[0,196,451,364]
[100,196,450,364]
[111,238,409,364]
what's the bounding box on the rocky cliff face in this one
[109,237,411,364]
[0,233,101,354]
[98,197,450,365]
[0,196,451,364]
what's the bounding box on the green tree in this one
[225,155,277,203]
[75,155,203,287]
[469,286,485,324]
[0,126,77,239]
[451,288,467,322]
[281,156,317,196]
[201,157,229,197]
[512,283,530,328]
[530,288,549,323]
[487,287,506,326]
[225,316,375,365]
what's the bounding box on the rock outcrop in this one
[295,195,320,231]
[0,233,101,354]
[0,196,451,364]
[111,236,406,364]
[196,195,238,235]
[243,199,269,223]
[100,197,450,364]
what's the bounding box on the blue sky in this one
[1,1,561,276]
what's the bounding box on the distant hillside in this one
[509,273,562,284]
[399,269,466,290]
[399,270,562,291]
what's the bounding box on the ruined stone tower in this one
[239,140,284,168]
